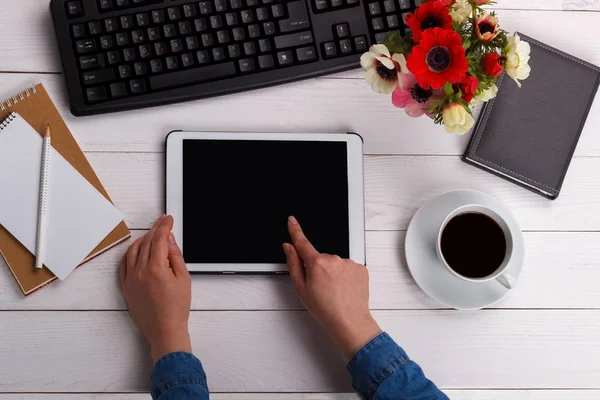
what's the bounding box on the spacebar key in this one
[149,62,236,90]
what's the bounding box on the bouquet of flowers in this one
[360,0,531,134]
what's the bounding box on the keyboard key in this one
[339,38,352,54]
[347,0,358,5]
[132,30,145,43]
[194,18,208,32]
[104,18,118,32]
[322,41,337,58]
[129,79,147,94]
[248,24,260,38]
[247,0,259,5]
[228,44,241,58]
[116,0,130,6]
[399,0,410,8]
[119,64,132,78]
[107,50,120,64]
[187,36,200,49]
[155,41,168,55]
[314,0,327,11]
[166,56,179,69]
[79,53,106,69]
[67,1,83,17]
[271,4,284,17]
[116,32,129,45]
[72,24,86,38]
[383,0,395,12]
[263,22,276,35]
[139,44,152,58]
[231,0,243,9]
[217,30,231,44]
[296,46,316,62]
[110,82,127,98]
[354,35,367,51]
[132,0,145,4]
[274,31,312,49]
[183,4,198,17]
[179,21,192,35]
[120,15,134,29]
[100,35,114,49]
[256,7,269,20]
[335,23,349,38]
[76,39,97,53]
[99,0,113,10]
[232,27,245,41]
[331,0,342,6]
[149,62,236,90]
[136,12,149,26]
[212,47,226,61]
[182,53,195,66]
[258,38,271,52]
[168,7,182,20]
[241,9,254,23]
[279,1,310,33]
[226,12,238,26]
[196,50,210,64]
[258,54,274,69]
[82,68,115,85]
[148,27,161,40]
[88,21,102,35]
[243,41,256,55]
[170,39,184,52]
[238,58,255,72]
[123,47,136,61]
[85,86,108,103]
[210,15,223,29]
[134,62,147,75]
[164,24,176,38]
[277,50,293,66]
[199,1,212,14]
[152,9,165,23]
[368,2,380,15]
[372,17,384,31]
[150,58,164,72]
[201,33,215,46]
[215,0,228,12]
[387,14,399,28]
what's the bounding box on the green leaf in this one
[442,82,454,97]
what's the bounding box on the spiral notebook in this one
[0,84,131,295]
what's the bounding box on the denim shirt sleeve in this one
[151,352,210,400]
[346,332,448,400]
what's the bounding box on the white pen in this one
[35,125,52,269]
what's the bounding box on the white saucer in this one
[405,189,525,310]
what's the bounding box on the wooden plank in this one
[2,392,600,399]
[1,311,599,392]
[2,231,600,310]
[78,153,600,231]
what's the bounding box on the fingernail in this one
[169,233,176,244]
[282,243,290,254]
[288,216,297,225]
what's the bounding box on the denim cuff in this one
[151,351,208,400]
[346,332,410,399]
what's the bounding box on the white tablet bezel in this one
[166,131,365,273]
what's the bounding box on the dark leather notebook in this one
[463,33,600,199]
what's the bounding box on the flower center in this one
[478,22,495,34]
[420,16,441,31]
[376,63,398,81]
[426,46,451,73]
[410,84,433,104]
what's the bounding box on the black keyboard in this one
[51,0,418,116]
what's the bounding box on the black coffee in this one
[440,212,507,279]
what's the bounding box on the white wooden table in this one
[1,0,600,398]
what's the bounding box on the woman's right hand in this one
[283,216,382,360]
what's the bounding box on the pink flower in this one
[392,73,444,118]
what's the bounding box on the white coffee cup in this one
[436,204,516,289]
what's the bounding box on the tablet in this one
[166,131,365,273]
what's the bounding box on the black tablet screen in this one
[182,139,350,263]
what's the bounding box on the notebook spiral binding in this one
[0,85,38,112]
[0,112,17,129]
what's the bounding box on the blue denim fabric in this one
[151,352,209,400]
[151,332,446,400]
[347,332,448,400]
